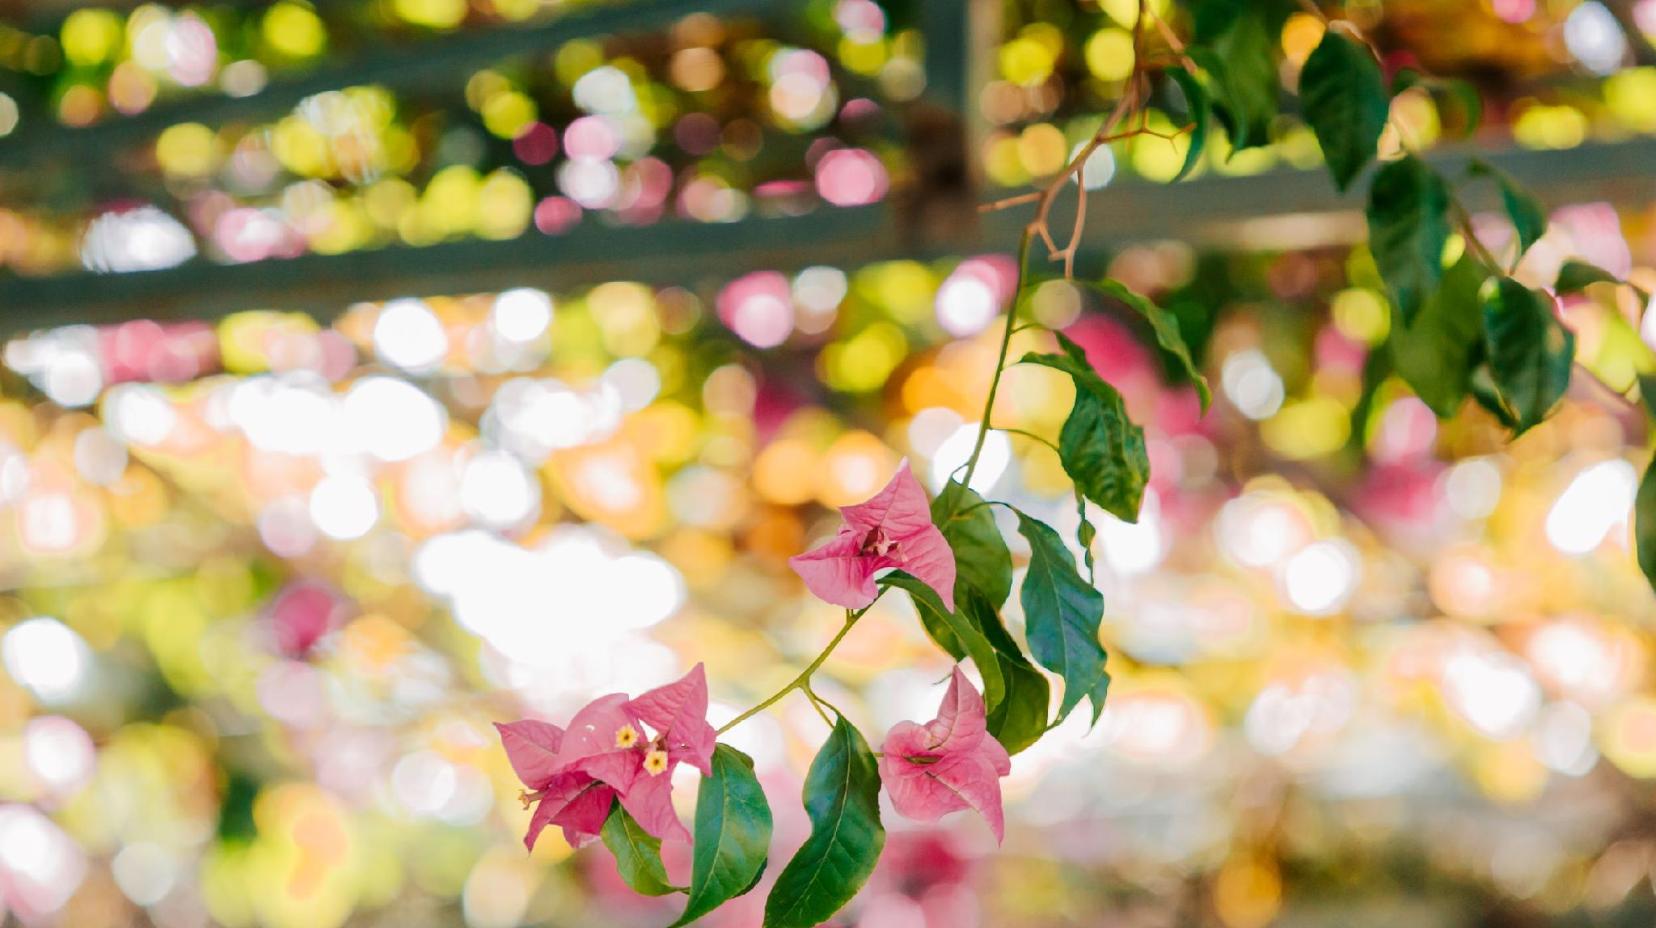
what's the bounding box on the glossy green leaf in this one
[1555,259,1622,294]
[1468,159,1545,256]
[1086,279,1211,409]
[1298,29,1388,191]
[884,573,1002,708]
[1389,257,1488,417]
[1366,155,1451,324]
[1020,332,1150,523]
[1191,7,1277,151]
[1167,66,1209,183]
[1637,455,1656,595]
[1436,78,1483,137]
[960,587,1051,755]
[1015,511,1110,725]
[763,718,884,928]
[931,480,1012,609]
[601,800,679,897]
[669,745,772,927]
[1481,277,1574,434]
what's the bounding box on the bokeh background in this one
[1,0,1656,925]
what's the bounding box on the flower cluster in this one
[497,464,1012,862]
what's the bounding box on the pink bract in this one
[496,664,715,851]
[879,667,1011,842]
[789,460,958,610]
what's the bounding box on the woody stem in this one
[716,600,877,736]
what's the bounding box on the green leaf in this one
[1015,511,1110,725]
[885,572,1004,707]
[932,481,1012,609]
[669,745,773,927]
[1640,374,1656,420]
[1389,257,1488,417]
[1190,6,1278,151]
[1366,155,1451,324]
[1436,78,1483,137]
[1086,279,1211,409]
[1468,363,1521,430]
[1167,67,1209,183]
[763,718,884,928]
[1555,259,1622,294]
[960,587,1051,755]
[601,800,680,897]
[1020,332,1150,523]
[1481,277,1574,435]
[1297,29,1388,191]
[1468,159,1545,256]
[1637,455,1656,596]
[1192,0,1245,42]
[1075,488,1097,585]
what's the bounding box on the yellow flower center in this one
[644,749,670,776]
[614,724,640,749]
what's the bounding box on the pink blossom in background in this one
[880,667,1010,842]
[790,460,957,610]
[497,664,713,850]
[815,147,889,207]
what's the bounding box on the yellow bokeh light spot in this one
[61,9,123,67]
[1260,396,1351,460]
[1084,28,1135,82]
[1212,857,1281,928]
[984,133,1030,188]
[263,2,326,59]
[1098,0,1169,26]
[1280,13,1325,66]
[155,122,217,178]
[1602,696,1656,778]
[1331,288,1389,345]
[1606,68,1656,132]
[476,170,533,240]
[394,0,467,29]
[754,439,821,506]
[482,90,537,139]
[1513,103,1587,150]
[1018,122,1068,177]
[998,37,1055,87]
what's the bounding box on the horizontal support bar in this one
[0,0,779,170]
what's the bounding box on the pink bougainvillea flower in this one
[879,667,1011,842]
[789,460,957,610]
[496,664,715,851]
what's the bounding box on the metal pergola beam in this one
[0,0,781,170]
[4,135,1653,332]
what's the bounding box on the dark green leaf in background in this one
[1191,6,1278,152]
[1167,66,1210,182]
[1469,159,1545,256]
[1366,155,1451,324]
[1298,29,1389,191]
[1636,455,1656,594]
[1481,276,1574,434]
[1555,259,1623,294]
[669,745,772,927]
[1015,511,1111,725]
[763,718,885,928]
[1389,256,1488,417]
